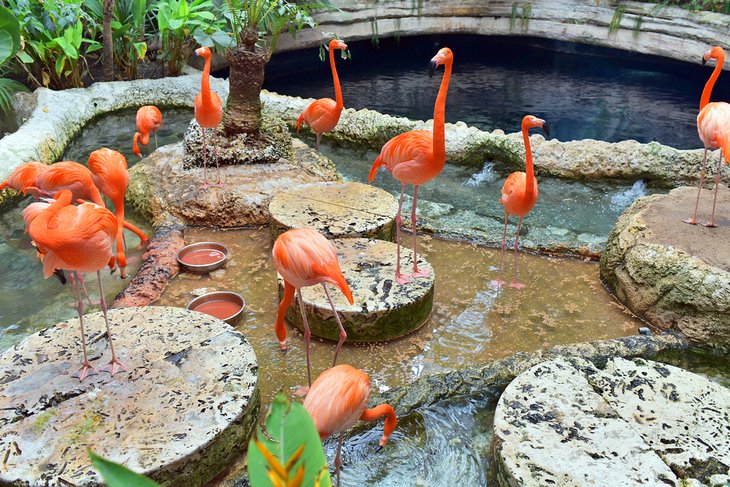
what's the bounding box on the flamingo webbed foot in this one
[395,272,412,285]
[102,357,128,376]
[683,218,698,225]
[411,267,429,279]
[702,221,717,228]
[292,385,309,397]
[74,362,99,382]
[509,280,526,290]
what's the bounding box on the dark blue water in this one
[265,35,730,149]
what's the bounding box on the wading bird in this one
[368,48,453,284]
[296,38,349,151]
[685,45,730,227]
[496,115,549,289]
[132,105,164,158]
[0,161,48,197]
[28,190,127,380]
[304,364,397,487]
[194,46,223,187]
[272,227,354,387]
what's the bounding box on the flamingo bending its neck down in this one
[194,46,224,187]
[28,190,127,380]
[685,45,730,227]
[497,115,549,289]
[0,161,48,197]
[88,148,150,278]
[304,364,397,487]
[272,227,354,387]
[133,105,164,158]
[368,47,453,285]
[296,38,349,151]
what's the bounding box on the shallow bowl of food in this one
[177,242,229,274]
[186,291,245,325]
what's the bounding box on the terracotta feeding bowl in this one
[177,242,229,274]
[187,291,245,325]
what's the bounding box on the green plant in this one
[510,2,531,32]
[0,6,29,116]
[609,5,625,34]
[248,392,332,487]
[370,17,379,47]
[89,451,161,487]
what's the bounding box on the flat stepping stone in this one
[278,238,433,342]
[269,181,398,241]
[492,356,730,487]
[0,307,259,487]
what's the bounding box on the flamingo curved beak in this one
[428,59,438,78]
[375,445,383,453]
[541,121,551,137]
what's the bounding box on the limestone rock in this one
[600,186,730,347]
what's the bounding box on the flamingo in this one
[272,227,354,387]
[496,115,549,289]
[368,47,453,285]
[88,148,150,279]
[28,190,127,380]
[132,105,164,158]
[194,46,223,187]
[685,45,730,227]
[0,161,48,198]
[303,364,397,487]
[296,38,349,151]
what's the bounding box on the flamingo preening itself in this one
[272,227,354,387]
[194,46,224,187]
[296,38,349,151]
[368,47,453,285]
[685,45,730,227]
[28,190,127,380]
[497,115,549,289]
[132,105,164,158]
[303,364,397,487]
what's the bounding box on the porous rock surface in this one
[269,181,398,241]
[279,238,434,342]
[600,186,730,347]
[0,306,259,487]
[492,356,730,486]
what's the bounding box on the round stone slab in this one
[492,356,730,487]
[278,238,434,342]
[269,181,398,241]
[0,306,259,487]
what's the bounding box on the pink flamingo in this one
[368,47,454,285]
[132,105,164,158]
[304,364,397,487]
[685,45,730,227]
[194,46,223,187]
[296,38,349,151]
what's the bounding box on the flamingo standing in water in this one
[132,105,164,158]
[28,190,127,380]
[496,115,549,289]
[272,227,354,387]
[296,38,349,151]
[368,47,453,284]
[194,46,223,187]
[685,45,730,227]
[304,364,397,487]
[88,148,150,279]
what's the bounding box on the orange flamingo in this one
[685,45,730,227]
[296,38,349,151]
[0,161,48,198]
[496,115,549,289]
[304,364,397,487]
[132,105,164,158]
[368,47,453,284]
[194,46,223,187]
[88,148,150,279]
[272,227,354,386]
[28,190,127,380]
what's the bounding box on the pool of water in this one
[264,35,730,149]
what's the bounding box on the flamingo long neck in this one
[360,404,397,446]
[433,59,452,167]
[41,190,73,228]
[329,47,343,110]
[201,54,213,105]
[522,124,536,200]
[701,51,724,110]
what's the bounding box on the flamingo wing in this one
[303,365,371,439]
[36,161,104,205]
[88,148,129,201]
[302,98,340,133]
[369,130,432,183]
[0,161,48,192]
[698,102,730,162]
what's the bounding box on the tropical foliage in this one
[0,5,29,116]
[88,451,161,487]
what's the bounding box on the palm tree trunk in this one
[102,0,114,81]
[222,28,267,136]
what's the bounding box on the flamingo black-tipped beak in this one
[429,59,437,78]
[375,445,383,453]
[542,122,551,137]
[702,56,707,65]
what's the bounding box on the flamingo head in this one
[429,47,453,77]
[522,115,550,137]
[702,46,725,66]
[195,46,212,59]
[328,38,348,52]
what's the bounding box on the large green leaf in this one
[0,31,13,65]
[0,6,20,56]
[88,451,161,487]
[248,392,332,487]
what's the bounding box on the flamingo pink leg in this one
[685,148,708,225]
[322,284,347,367]
[214,130,222,186]
[495,214,509,287]
[335,432,344,487]
[297,288,313,387]
[410,185,429,278]
[510,217,526,290]
[154,131,158,149]
[316,133,322,152]
[201,127,209,188]
[97,270,127,376]
[395,183,411,285]
[703,151,724,227]
[69,272,97,381]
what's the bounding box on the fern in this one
[0,77,28,117]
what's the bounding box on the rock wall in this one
[277,0,730,69]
